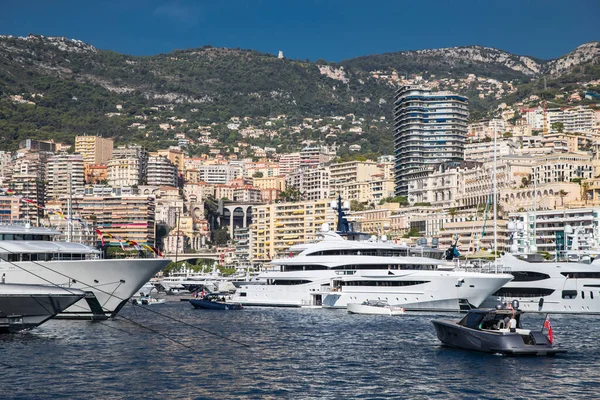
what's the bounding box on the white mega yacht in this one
[0,283,86,332]
[232,228,513,311]
[480,253,600,314]
[0,224,170,320]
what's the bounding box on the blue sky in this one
[1,0,598,61]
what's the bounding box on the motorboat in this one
[131,295,166,305]
[347,300,405,316]
[0,283,86,333]
[432,308,566,355]
[480,253,600,314]
[0,224,170,320]
[189,293,243,310]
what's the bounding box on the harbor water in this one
[1,302,599,399]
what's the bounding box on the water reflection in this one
[0,304,598,399]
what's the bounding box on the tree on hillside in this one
[551,122,565,133]
[350,200,366,211]
[278,186,304,202]
[213,227,230,246]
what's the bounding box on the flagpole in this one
[67,172,73,242]
[493,124,498,273]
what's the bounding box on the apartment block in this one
[531,153,593,185]
[75,136,113,165]
[508,208,600,254]
[147,156,178,187]
[46,153,85,200]
[464,139,516,162]
[70,195,158,246]
[196,164,242,184]
[155,147,185,173]
[245,162,280,178]
[107,145,149,187]
[286,166,330,201]
[19,139,57,153]
[0,196,22,223]
[234,186,262,203]
[251,200,336,261]
[279,152,301,175]
[548,106,596,133]
[252,176,286,191]
[438,219,509,253]
[329,161,393,203]
[300,146,330,169]
[393,85,468,196]
[84,164,108,184]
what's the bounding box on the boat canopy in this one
[0,240,100,254]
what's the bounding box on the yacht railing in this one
[453,260,511,274]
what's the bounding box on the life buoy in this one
[512,299,520,310]
[497,320,505,329]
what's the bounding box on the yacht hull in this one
[0,284,86,332]
[322,273,513,312]
[234,272,512,311]
[431,320,565,356]
[480,254,600,315]
[0,259,171,320]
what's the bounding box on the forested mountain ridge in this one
[0,34,598,153]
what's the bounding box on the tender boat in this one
[347,300,405,315]
[0,283,86,333]
[0,224,170,320]
[189,294,243,310]
[131,295,166,305]
[431,308,566,356]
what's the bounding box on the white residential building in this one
[548,106,596,133]
[147,156,178,187]
[46,153,85,200]
[196,164,242,184]
[286,166,330,201]
[107,145,148,187]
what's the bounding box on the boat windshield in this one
[459,310,522,330]
[458,311,486,329]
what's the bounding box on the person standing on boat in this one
[508,314,517,333]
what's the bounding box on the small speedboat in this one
[347,300,406,316]
[131,296,166,305]
[189,294,243,310]
[431,308,566,356]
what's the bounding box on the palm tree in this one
[558,190,568,207]
[581,181,590,205]
[448,207,457,221]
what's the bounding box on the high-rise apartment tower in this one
[393,85,468,196]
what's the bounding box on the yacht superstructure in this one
[481,253,600,314]
[0,225,170,320]
[232,230,513,311]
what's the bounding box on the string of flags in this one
[0,187,163,257]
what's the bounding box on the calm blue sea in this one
[0,301,598,399]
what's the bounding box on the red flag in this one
[151,246,163,257]
[94,228,105,246]
[543,317,553,344]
